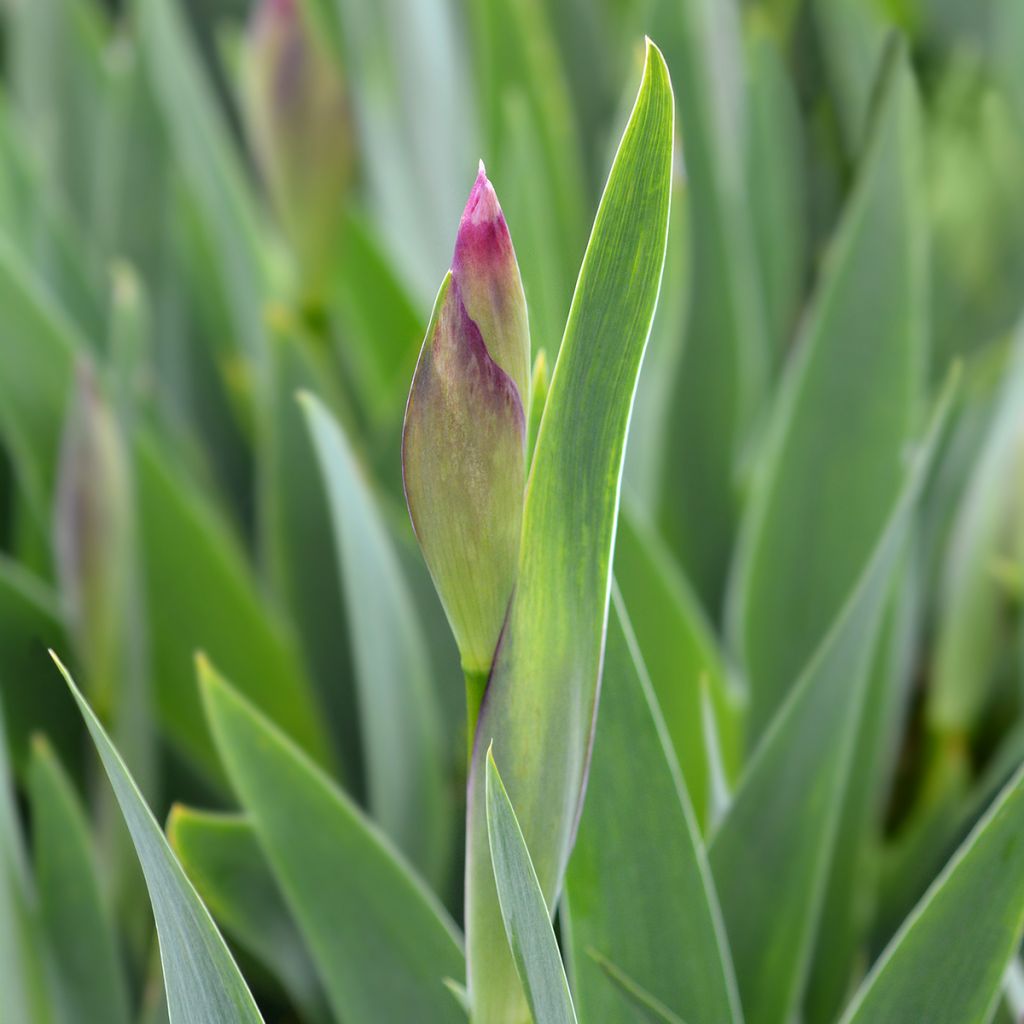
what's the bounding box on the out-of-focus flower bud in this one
[403,166,530,679]
[242,0,353,294]
[53,362,133,709]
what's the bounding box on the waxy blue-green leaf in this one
[135,431,332,782]
[465,42,674,1023]
[52,655,266,1024]
[168,807,329,1024]
[29,737,132,1024]
[486,750,578,1024]
[652,0,769,607]
[198,660,465,1024]
[812,0,890,154]
[0,235,82,521]
[840,761,1024,1024]
[564,591,742,1024]
[135,0,273,384]
[0,696,56,1024]
[302,394,451,883]
[613,507,740,828]
[0,559,75,775]
[710,378,953,1024]
[929,317,1024,735]
[729,44,926,738]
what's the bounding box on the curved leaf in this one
[52,655,265,1024]
[199,660,465,1024]
[564,590,742,1024]
[486,750,578,1024]
[465,41,674,1022]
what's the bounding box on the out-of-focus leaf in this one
[319,0,476,300]
[467,0,587,358]
[812,0,890,154]
[135,431,332,781]
[744,15,805,362]
[0,236,82,521]
[198,660,465,1024]
[992,0,1024,127]
[167,807,328,1024]
[0,559,74,775]
[564,591,742,1024]
[0,696,56,1024]
[729,44,926,737]
[710,380,952,1024]
[465,43,674,1023]
[613,507,740,827]
[29,737,132,1024]
[929,318,1024,734]
[302,394,450,884]
[840,762,1024,1023]
[485,749,578,1024]
[805,550,922,1023]
[262,329,358,789]
[53,655,266,1024]
[652,0,769,608]
[135,0,273,386]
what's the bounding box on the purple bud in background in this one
[403,167,531,680]
[242,0,353,295]
[53,362,134,709]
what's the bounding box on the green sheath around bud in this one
[402,166,531,680]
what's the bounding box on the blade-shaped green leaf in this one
[710,378,953,1024]
[465,41,674,1023]
[840,761,1024,1024]
[485,749,578,1024]
[564,589,742,1024]
[729,43,926,738]
[198,660,465,1024]
[0,558,75,775]
[0,235,82,521]
[29,736,132,1024]
[51,654,265,1024]
[614,506,741,826]
[0,695,56,1024]
[135,0,272,383]
[168,807,329,1024]
[301,393,451,884]
[652,0,769,607]
[135,431,332,783]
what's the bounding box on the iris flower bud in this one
[242,0,353,293]
[403,166,530,684]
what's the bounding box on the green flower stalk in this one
[403,165,530,732]
[241,0,353,296]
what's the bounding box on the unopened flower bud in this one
[242,0,353,292]
[53,362,133,705]
[402,166,531,678]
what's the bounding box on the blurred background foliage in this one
[1,0,1023,1020]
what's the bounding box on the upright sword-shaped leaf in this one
[465,41,674,1023]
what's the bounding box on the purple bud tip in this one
[453,164,512,275]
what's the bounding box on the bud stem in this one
[464,668,489,766]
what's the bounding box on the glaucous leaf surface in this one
[710,379,952,1024]
[485,750,578,1024]
[840,762,1024,1023]
[29,737,132,1024]
[199,660,465,1024]
[729,44,926,737]
[564,590,742,1024]
[53,655,266,1024]
[465,42,674,1022]
[303,394,451,882]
